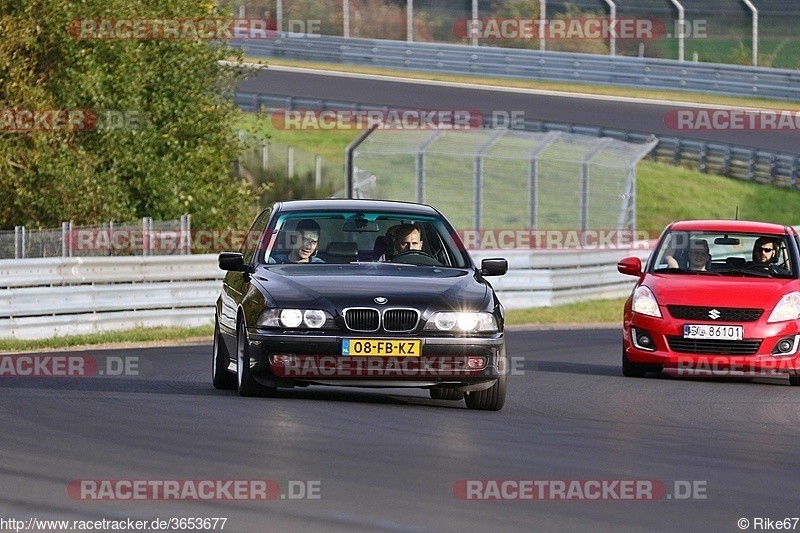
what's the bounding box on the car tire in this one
[622,349,647,378]
[789,374,800,386]
[430,388,464,401]
[465,346,507,411]
[236,320,276,398]
[212,317,236,390]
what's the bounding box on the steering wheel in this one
[391,250,441,266]
[745,262,785,274]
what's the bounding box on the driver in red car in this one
[751,236,789,274]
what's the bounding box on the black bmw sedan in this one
[213,199,509,410]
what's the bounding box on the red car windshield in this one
[651,230,795,277]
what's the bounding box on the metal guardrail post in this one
[415,130,442,205]
[581,138,614,235]
[742,0,759,66]
[539,0,546,51]
[473,129,506,230]
[527,131,560,230]
[604,0,616,57]
[669,0,685,62]
[345,124,379,198]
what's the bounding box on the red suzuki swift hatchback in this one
[618,220,800,384]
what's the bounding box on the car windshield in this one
[259,210,470,268]
[651,230,795,277]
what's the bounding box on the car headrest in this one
[726,257,746,268]
[325,241,359,258]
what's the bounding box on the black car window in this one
[263,211,469,268]
[241,208,271,265]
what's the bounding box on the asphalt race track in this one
[238,68,800,155]
[2,328,799,532]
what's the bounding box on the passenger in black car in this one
[269,219,325,264]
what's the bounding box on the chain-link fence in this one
[0,216,191,260]
[350,128,657,233]
[237,130,343,207]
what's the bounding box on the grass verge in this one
[505,298,626,326]
[0,325,213,353]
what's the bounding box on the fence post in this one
[315,155,322,190]
[262,139,269,171]
[181,214,192,255]
[61,222,69,257]
[109,220,114,256]
[15,225,22,259]
[288,145,294,178]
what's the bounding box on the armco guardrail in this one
[234,91,800,188]
[233,35,800,101]
[0,255,222,340]
[0,249,648,340]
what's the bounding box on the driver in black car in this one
[393,223,423,256]
[750,236,789,274]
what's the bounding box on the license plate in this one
[341,339,421,357]
[683,324,743,340]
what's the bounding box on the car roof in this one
[667,220,796,236]
[274,199,442,217]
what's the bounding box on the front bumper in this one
[245,328,505,389]
[624,313,800,377]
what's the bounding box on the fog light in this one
[271,354,297,366]
[467,356,485,369]
[772,336,800,356]
[631,328,656,351]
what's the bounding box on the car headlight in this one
[631,286,662,318]
[424,311,498,333]
[258,308,334,329]
[768,292,800,323]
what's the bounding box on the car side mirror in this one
[218,252,248,272]
[617,256,643,277]
[481,258,508,276]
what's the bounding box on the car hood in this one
[645,273,800,309]
[253,263,492,312]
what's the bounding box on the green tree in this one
[0,0,257,230]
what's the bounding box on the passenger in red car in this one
[665,239,710,271]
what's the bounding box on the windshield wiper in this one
[716,269,772,278]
